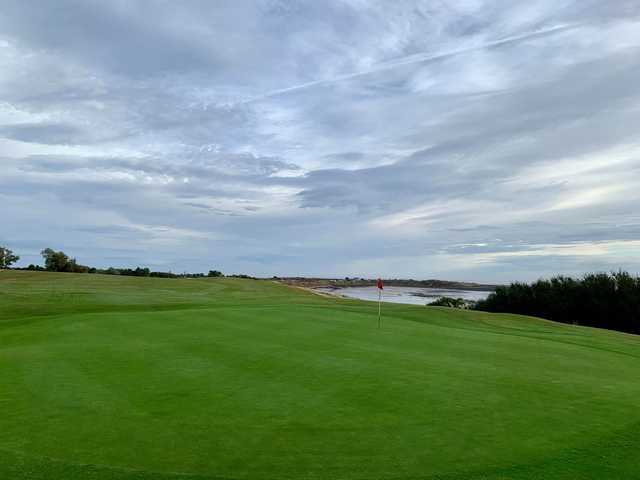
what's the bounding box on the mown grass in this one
[1,270,639,479]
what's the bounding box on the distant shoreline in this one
[277,277,499,292]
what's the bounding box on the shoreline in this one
[277,277,498,292]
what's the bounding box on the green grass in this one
[1,271,640,479]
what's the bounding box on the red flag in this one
[377,278,384,290]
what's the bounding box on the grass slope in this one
[1,271,639,479]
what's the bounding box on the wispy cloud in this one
[243,22,582,103]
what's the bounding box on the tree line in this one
[0,245,223,278]
[474,271,640,335]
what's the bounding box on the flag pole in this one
[378,287,382,329]
[376,278,383,329]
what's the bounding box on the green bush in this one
[429,296,468,308]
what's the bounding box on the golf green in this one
[1,271,639,479]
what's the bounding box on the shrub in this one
[429,297,468,308]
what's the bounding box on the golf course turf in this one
[1,271,639,479]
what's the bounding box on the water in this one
[315,285,492,305]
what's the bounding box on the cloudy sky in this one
[1,1,640,282]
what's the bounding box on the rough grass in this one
[1,270,639,479]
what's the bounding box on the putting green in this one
[1,271,639,479]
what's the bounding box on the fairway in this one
[1,271,640,479]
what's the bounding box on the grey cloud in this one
[0,123,84,145]
[0,1,221,76]
[295,47,640,209]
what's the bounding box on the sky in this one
[1,1,640,282]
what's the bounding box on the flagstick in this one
[378,288,382,329]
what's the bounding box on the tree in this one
[0,246,20,269]
[40,248,90,273]
[41,248,69,271]
[208,270,223,277]
[40,248,85,272]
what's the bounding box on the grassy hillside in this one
[1,271,639,479]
